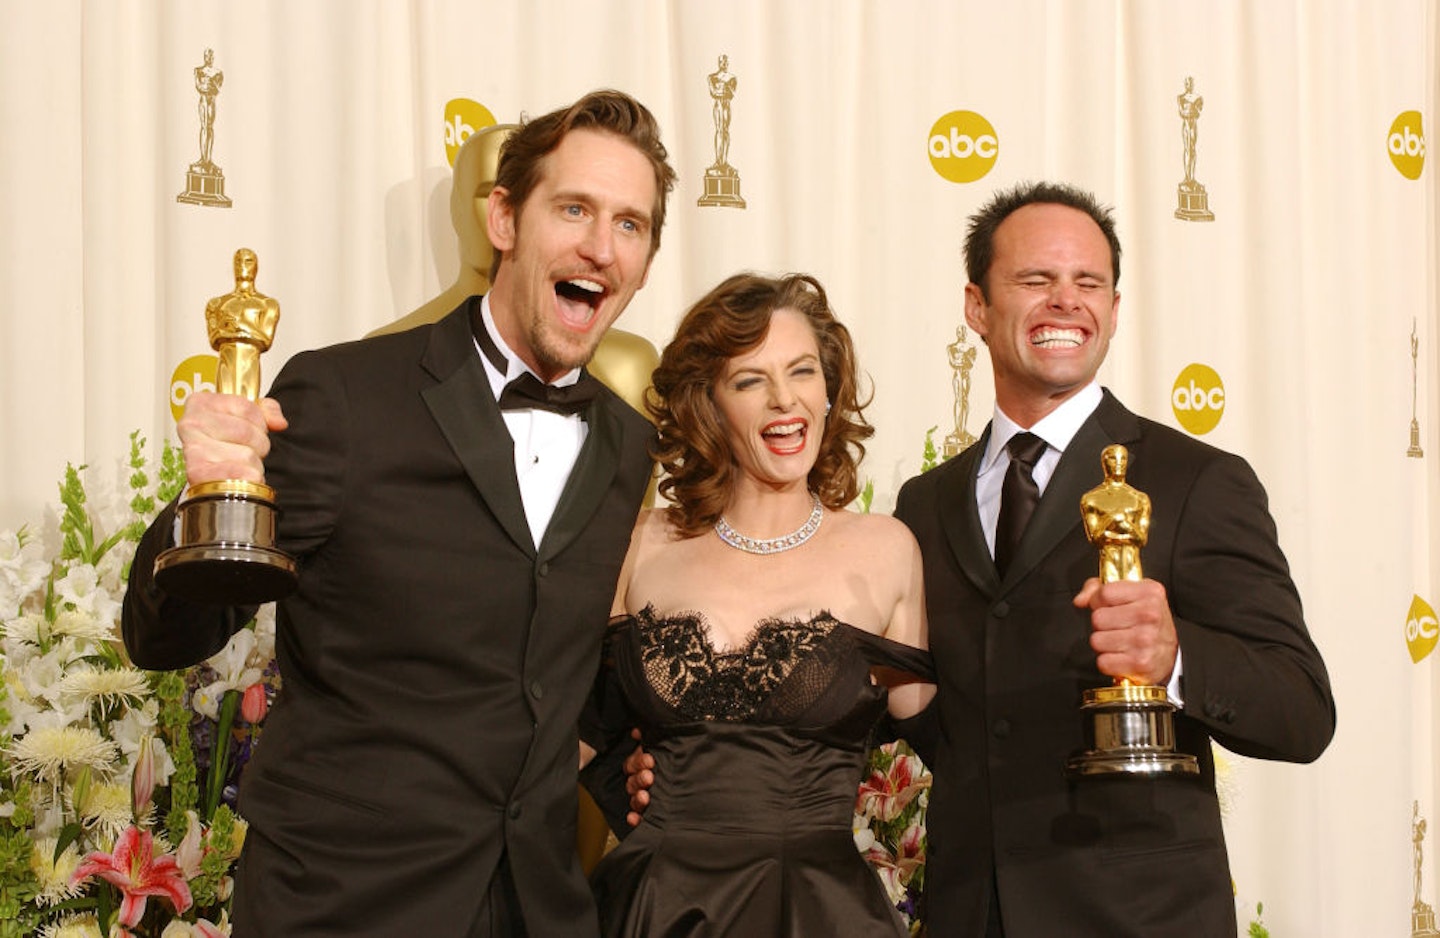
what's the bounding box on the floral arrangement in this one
[846,429,942,933]
[854,741,931,933]
[0,434,278,938]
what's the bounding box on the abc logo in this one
[170,354,218,423]
[443,98,498,168]
[1387,111,1425,180]
[927,110,999,183]
[1406,594,1438,664]
[1171,363,1225,435]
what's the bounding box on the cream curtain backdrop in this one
[1,0,1436,933]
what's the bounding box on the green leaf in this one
[920,426,939,474]
[53,822,85,865]
[57,463,95,564]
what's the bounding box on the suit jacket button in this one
[508,803,522,820]
[992,601,1010,618]
[992,718,1012,738]
[538,562,550,577]
[530,680,544,700]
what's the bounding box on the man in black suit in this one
[123,89,676,937]
[893,182,1335,936]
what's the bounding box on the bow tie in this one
[497,371,600,417]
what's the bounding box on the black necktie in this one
[470,299,599,417]
[994,432,1047,576]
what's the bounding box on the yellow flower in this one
[8,726,119,781]
[30,837,85,907]
[76,781,135,841]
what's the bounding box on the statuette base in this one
[155,480,296,605]
[1174,183,1214,221]
[1066,684,1200,778]
[178,165,233,207]
[698,166,746,208]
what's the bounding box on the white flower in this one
[37,913,105,938]
[2,611,48,645]
[8,725,120,782]
[51,607,114,646]
[53,564,121,631]
[29,836,86,906]
[75,781,135,842]
[194,625,270,719]
[0,528,49,620]
[56,665,149,710]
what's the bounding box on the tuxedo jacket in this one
[123,298,654,937]
[893,390,1334,938]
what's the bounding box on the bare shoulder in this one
[828,509,921,555]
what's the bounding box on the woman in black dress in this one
[581,273,935,937]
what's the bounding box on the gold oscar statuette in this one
[1416,801,1440,937]
[697,54,746,208]
[154,248,298,605]
[1174,76,1215,222]
[1409,320,1425,459]
[1066,445,1199,778]
[943,325,978,458]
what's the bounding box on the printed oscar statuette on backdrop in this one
[154,248,298,605]
[1066,445,1199,777]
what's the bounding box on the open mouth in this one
[555,277,606,309]
[761,420,808,454]
[1030,326,1084,349]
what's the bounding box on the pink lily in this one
[855,747,931,822]
[195,917,228,938]
[175,810,206,879]
[72,826,193,927]
[131,736,156,817]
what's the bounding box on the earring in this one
[824,399,832,416]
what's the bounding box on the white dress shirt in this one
[476,296,588,549]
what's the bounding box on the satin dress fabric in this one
[584,607,934,938]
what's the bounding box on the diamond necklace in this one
[714,493,824,555]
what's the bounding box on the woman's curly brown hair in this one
[647,273,874,538]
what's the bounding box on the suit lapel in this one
[420,300,536,558]
[938,425,1001,595]
[537,389,626,564]
[1002,390,1141,586]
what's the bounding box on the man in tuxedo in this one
[123,89,676,937]
[893,182,1335,936]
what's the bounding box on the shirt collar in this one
[980,381,1104,474]
[476,294,581,396]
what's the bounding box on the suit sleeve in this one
[121,349,347,670]
[121,500,259,670]
[1166,451,1335,763]
[578,622,639,836]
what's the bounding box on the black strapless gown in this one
[582,606,934,938]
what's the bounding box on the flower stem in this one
[205,689,240,820]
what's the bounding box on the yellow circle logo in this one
[927,110,999,183]
[169,354,218,424]
[1387,110,1426,180]
[1407,594,1439,664]
[444,98,497,168]
[1171,363,1225,435]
